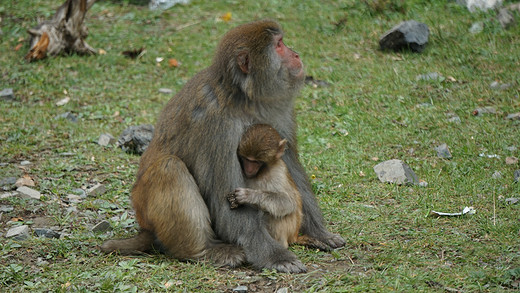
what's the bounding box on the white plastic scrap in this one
[430,206,476,217]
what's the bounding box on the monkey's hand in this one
[227,188,254,209]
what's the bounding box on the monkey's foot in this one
[206,243,245,268]
[266,258,307,273]
[320,232,346,249]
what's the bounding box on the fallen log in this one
[25,0,96,62]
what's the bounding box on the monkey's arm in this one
[227,188,297,218]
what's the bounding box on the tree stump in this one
[25,0,97,62]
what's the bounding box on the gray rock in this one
[435,143,452,159]
[0,205,14,212]
[158,88,173,94]
[71,188,87,198]
[446,112,461,123]
[0,88,15,101]
[492,171,502,179]
[416,72,444,82]
[6,225,30,240]
[473,106,496,116]
[490,81,512,90]
[506,113,520,120]
[514,170,520,182]
[276,288,289,293]
[98,133,116,146]
[457,0,503,12]
[498,8,515,28]
[66,194,82,203]
[379,20,429,53]
[55,112,78,123]
[505,198,519,205]
[373,159,419,185]
[87,183,106,197]
[469,22,484,34]
[92,220,112,233]
[34,228,60,239]
[0,177,17,191]
[117,124,155,155]
[16,186,41,200]
[20,160,31,166]
[0,191,18,199]
[232,286,248,293]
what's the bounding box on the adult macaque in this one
[102,20,345,273]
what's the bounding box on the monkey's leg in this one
[135,155,245,267]
[294,235,332,251]
[283,149,346,249]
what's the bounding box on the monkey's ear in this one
[237,51,249,74]
[276,139,288,159]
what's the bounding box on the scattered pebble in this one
[232,285,248,293]
[158,88,173,94]
[98,133,116,146]
[20,160,32,166]
[92,220,112,233]
[373,159,419,185]
[34,228,61,239]
[469,22,484,34]
[0,88,15,101]
[379,20,429,53]
[6,225,30,240]
[55,112,78,123]
[117,124,155,155]
[506,113,520,120]
[446,112,461,123]
[490,81,512,90]
[498,8,515,29]
[506,157,519,165]
[514,170,520,182]
[0,177,17,191]
[87,183,106,197]
[505,198,519,205]
[71,188,87,198]
[276,288,289,293]
[419,181,428,188]
[492,171,502,179]
[435,143,452,159]
[416,72,444,81]
[16,186,41,200]
[472,106,496,116]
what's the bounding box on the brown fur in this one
[101,20,344,273]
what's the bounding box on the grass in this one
[1,0,519,291]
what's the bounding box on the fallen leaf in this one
[15,175,35,187]
[506,156,519,165]
[14,43,23,51]
[98,48,107,55]
[168,58,179,67]
[220,12,232,22]
[10,217,24,222]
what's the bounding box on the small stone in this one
[492,171,502,179]
[92,220,112,233]
[60,152,76,156]
[15,176,35,187]
[514,170,520,182]
[0,192,18,199]
[446,112,461,123]
[0,177,17,191]
[416,72,444,81]
[506,146,518,152]
[498,8,515,29]
[232,285,248,293]
[472,106,496,116]
[469,22,484,34]
[490,81,512,90]
[158,88,173,94]
[117,124,155,155]
[373,159,419,185]
[98,133,116,146]
[0,88,15,101]
[87,183,106,197]
[379,20,429,53]
[34,228,61,239]
[16,186,41,200]
[20,160,31,166]
[0,205,14,212]
[276,288,289,293]
[435,143,452,159]
[505,198,519,205]
[55,112,78,123]
[419,181,428,187]
[506,113,520,120]
[506,157,519,165]
[71,188,87,198]
[6,225,30,239]
[66,194,82,203]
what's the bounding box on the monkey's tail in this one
[100,229,155,255]
[204,239,246,268]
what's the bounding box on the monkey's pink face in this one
[275,35,304,79]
